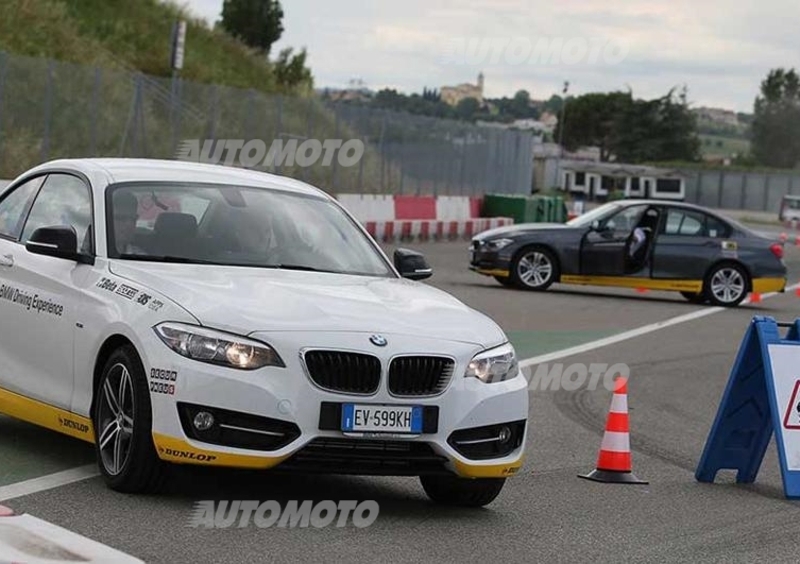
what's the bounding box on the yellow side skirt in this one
[560,275,703,292]
[0,386,95,443]
[474,268,510,278]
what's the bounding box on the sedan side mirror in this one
[394,248,433,280]
[25,225,93,264]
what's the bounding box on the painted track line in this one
[0,464,99,502]
[520,282,800,368]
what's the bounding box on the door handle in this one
[0,254,14,267]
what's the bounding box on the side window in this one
[0,176,46,240]
[705,215,731,238]
[663,209,705,236]
[20,174,93,252]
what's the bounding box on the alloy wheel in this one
[97,363,136,476]
[517,251,553,288]
[710,267,746,304]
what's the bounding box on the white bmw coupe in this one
[0,158,528,507]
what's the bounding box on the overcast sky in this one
[184,0,799,113]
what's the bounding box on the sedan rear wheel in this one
[705,264,749,307]
[511,247,558,291]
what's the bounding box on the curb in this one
[365,218,514,242]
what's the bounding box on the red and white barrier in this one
[363,217,513,242]
[337,194,484,221]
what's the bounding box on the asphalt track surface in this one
[4,240,800,563]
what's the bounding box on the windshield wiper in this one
[267,264,326,272]
[117,254,220,265]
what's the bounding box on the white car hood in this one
[108,262,507,347]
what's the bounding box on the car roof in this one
[21,158,331,199]
[608,199,726,216]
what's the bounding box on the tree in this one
[751,68,800,168]
[555,88,700,163]
[273,47,313,92]
[221,0,284,56]
[555,92,630,161]
[510,90,531,118]
[455,97,480,120]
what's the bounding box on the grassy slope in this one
[0,0,278,92]
[0,0,396,192]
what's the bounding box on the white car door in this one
[0,173,94,409]
[0,175,48,398]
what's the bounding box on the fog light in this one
[498,426,511,444]
[193,411,215,431]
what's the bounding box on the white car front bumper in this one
[142,330,529,479]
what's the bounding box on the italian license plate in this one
[341,404,423,433]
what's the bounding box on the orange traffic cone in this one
[795,287,800,298]
[749,292,762,304]
[579,377,648,484]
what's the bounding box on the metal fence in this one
[682,169,800,213]
[0,51,534,196]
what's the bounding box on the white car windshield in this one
[106,182,393,277]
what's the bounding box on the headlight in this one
[486,238,514,251]
[465,342,518,383]
[153,322,285,370]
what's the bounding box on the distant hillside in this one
[0,0,298,94]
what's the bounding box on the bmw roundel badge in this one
[370,334,387,347]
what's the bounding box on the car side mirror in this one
[25,225,93,264]
[590,220,602,231]
[394,248,432,280]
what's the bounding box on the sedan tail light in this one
[770,242,784,260]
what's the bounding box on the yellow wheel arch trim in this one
[0,386,95,443]
[452,456,524,478]
[152,432,290,469]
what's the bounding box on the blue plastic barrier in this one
[696,316,800,498]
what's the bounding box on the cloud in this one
[182,0,799,111]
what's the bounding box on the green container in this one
[482,194,570,224]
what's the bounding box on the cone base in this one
[578,469,649,484]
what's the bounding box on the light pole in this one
[553,80,569,192]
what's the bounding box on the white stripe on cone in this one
[610,394,628,414]
[600,431,630,453]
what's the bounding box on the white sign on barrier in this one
[767,344,800,471]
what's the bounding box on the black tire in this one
[92,344,167,493]
[703,263,750,307]
[494,275,515,288]
[680,291,707,304]
[509,246,559,291]
[420,475,506,507]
